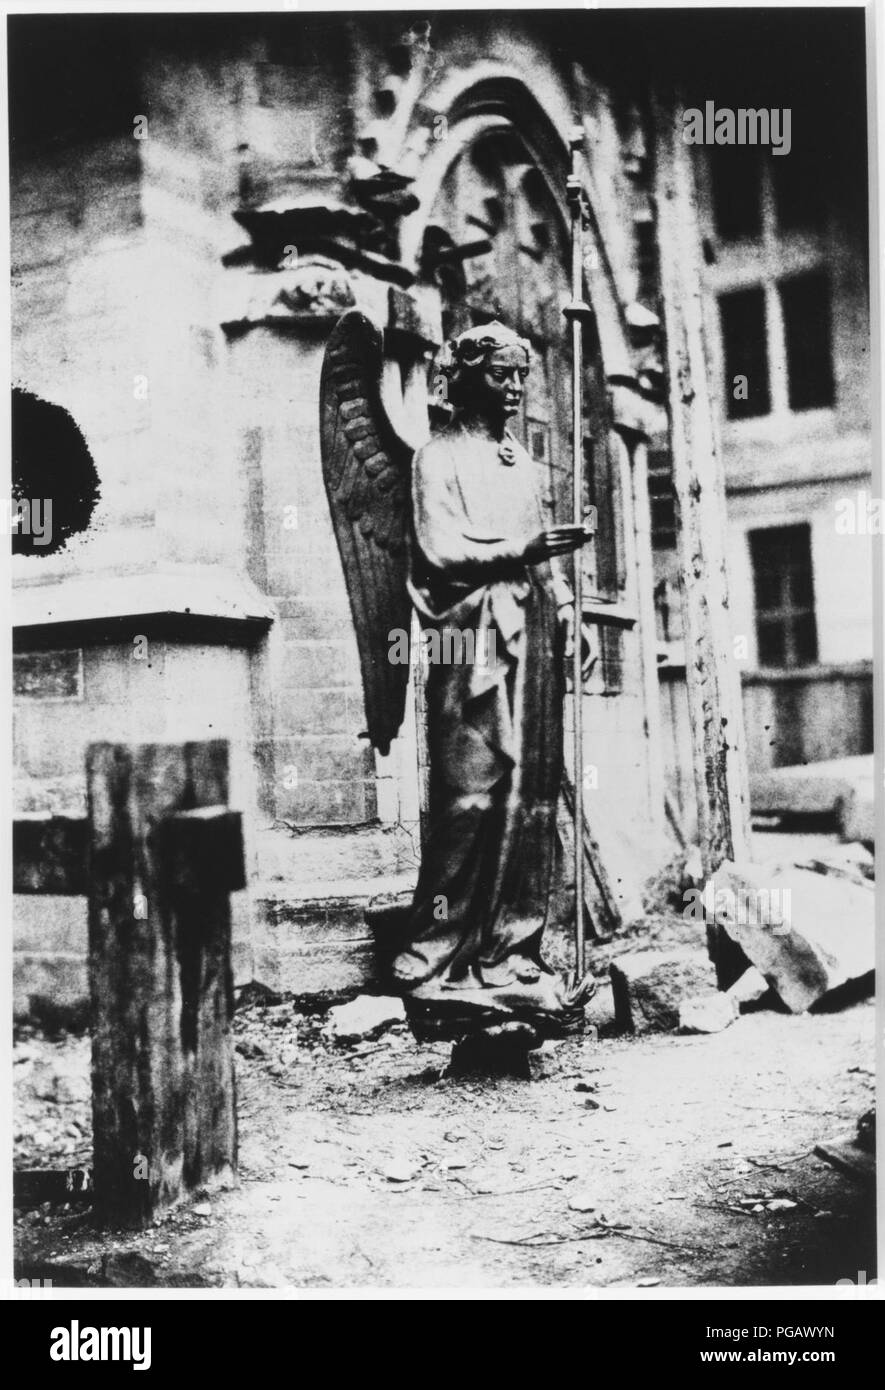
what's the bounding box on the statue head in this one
[442,321,531,423]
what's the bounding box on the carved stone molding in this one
[221,256,358,338]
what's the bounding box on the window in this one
[771,144,827,233]
[780,272,835,411]
[749,524,818,668]
[702,151,835,423]
[647,448,677,550]
[710,146,763,242]
[719,287,771,419]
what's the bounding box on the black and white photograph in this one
[5,0,881,1323]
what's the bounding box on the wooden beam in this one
[87,740,238,1228]
[652,88,751,874]
[612,427,668,831]
[582,596,638,629]
[559,778,622,938]
[162,808,246,895]
[13,815,88,895]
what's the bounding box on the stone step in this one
[251,867,414,1004]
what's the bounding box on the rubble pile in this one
[610,844,874,1037]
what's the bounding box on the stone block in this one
[13,896,88,956]
[609,947,716,1034]
[273,686,350,736]
[278,600,354,643]
[252,940,380,1002]
[274,776,376,826]
[327,994,405,1042]
[678,992,738,1034]
[14,952,89,1021]
[726,966,769,1009]
[262,736,374,786]
[705,860,875,1013]
[282,640,358,689]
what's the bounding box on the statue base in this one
[402,971,596,1046]
[445,1022,543,1079]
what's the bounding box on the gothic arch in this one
[398,69,633,382]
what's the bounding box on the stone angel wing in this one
[320,309,415,756]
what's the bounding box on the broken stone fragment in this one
[101,1251,158,1287]
[383,1157,422,1183]
[726,966,769,1009]
[567,1190,597,1213]
[678,992,738,1034]
[793,841,874,886]
[527,1039,564,1081]
[609,947,717,1034]
[327,994,406,1042]
[704,861,874,1013]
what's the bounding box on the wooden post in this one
[652,90,751,875]
[86,739,243,1227]
[411,611,432,849]
[614,424,669,834]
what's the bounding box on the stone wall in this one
[11,12,678,1003]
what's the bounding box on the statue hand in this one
[523,524,592,564]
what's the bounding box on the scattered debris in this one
[101,1251,158,1287]
[383,1157,422,1183]
[814,1108,876,1186]
[567,1191,597,1213]
[327,995,406,1043]
[31,1064,89,1106]
[745,1153,806,1171]
[473,1219,700,1254]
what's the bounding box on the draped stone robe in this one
[392,421,571,990]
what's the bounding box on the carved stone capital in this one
[221,257,357,339]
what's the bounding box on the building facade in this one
[649,11,872,814]
[10,10,868,1013]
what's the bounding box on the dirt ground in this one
[14,952,876,1291]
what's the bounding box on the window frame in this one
[697,149,836,437]
[748,522,819,670]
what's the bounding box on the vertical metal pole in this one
[564,127,589,980]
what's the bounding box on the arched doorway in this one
[397,95,668,913]
[423,122,625,694]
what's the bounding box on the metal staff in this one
[563,125,593,980]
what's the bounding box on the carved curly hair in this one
[439,320,531,406]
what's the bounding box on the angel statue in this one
[321,313,595,1047]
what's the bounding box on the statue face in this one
[474,346,529,421]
